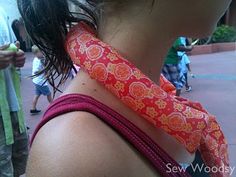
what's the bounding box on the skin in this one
[27,0,232,176]
[0,43,26,69]
[32,94,52,111]
[177,45,193,52]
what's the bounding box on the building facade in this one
[222,0,236,28]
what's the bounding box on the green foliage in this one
[211,25,236,43]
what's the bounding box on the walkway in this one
[182,51,236,172]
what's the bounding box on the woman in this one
[17,0,231,176]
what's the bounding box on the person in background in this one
[31,45,52,114]
[178,37,193,92]
[0,7,28,177]
[162,37,193,96]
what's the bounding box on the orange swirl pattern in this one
[65,23,229,177]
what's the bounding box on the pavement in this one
[182,51,236,172]
[20,51,236,175]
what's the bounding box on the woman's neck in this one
[99,18,175,83]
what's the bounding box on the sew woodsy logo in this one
[166,163,235,176]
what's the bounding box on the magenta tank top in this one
[31,94,190,177]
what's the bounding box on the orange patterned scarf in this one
[66,23,229,177]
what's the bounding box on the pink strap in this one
[31,94,190,177]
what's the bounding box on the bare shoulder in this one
[27,111,157,177]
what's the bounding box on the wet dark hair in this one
[17,0,98,93]
[17,0,155,93]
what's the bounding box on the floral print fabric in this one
[65,23,229,177]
